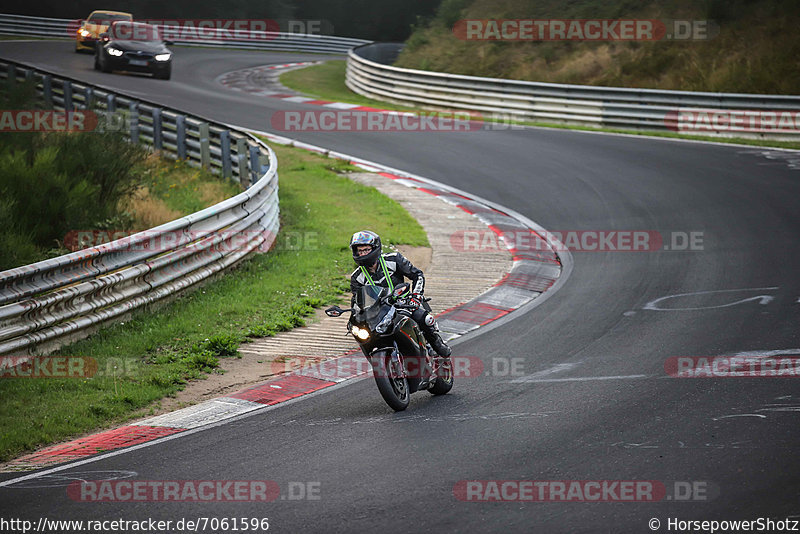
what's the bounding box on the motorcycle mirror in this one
[392,283,411,298]
[325,306,343,317]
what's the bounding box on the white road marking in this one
[511,362,579,383]
[712,414,767,421]
[757,406,800,413]
[732,349,800,358]
[643,287,779,311]
[513,374,649,383]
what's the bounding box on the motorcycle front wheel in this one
[373,352,410,411]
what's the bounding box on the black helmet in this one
[350,230,381,266]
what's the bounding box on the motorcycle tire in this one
[429,356,454,395]
[373,352,410,411]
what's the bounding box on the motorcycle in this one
[325,282,453,411]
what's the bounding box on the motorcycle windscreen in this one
[354,285,391,324]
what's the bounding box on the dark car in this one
[94,21,173,80]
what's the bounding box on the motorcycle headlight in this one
[375,308,395,335]
[107,47,124,56]
[351,325,369,341]
[155,53,171,62]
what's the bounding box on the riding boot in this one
[424,331,451,358]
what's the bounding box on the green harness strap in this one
[360,256,394,292]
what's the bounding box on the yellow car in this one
[75,10,133,52]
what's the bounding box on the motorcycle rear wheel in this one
[429,357,454,395]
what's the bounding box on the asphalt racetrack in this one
[1,41,799,533]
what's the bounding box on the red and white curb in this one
[216,61,413,115]
[2,355,368,471]
[1,96,571,475]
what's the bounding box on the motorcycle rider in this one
[349,230,452,358]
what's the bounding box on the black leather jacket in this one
[350,252,425,298]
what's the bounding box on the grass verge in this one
[279,60,800,151]
[123,154,242,230]
[0,143,428,462]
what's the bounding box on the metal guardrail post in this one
[6,63,15,88]
[220,130,232,178]
[84,87,94,109]
[236,137,247,184]
[199,122,210,168]
[152,108,162,150]
[249,145,261,185]
[63,80,73,110]
[24,68,33,84]
[176,115,186,160]
[129,101,139,143]
[42,74,52,107]
[106,93,115,113]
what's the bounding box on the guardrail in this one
[0,59,279,356]
[346,43,800,140]
[0,13,370,54]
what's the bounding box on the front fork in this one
[369,343,405,377]
[367,337,436,392]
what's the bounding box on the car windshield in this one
[110,22,160,41]
[88,13,131,23]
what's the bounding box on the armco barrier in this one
[0,59,279,356]
[0,13,369,54]
[346,43,800,140]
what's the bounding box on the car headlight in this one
[154,53,171,62]
[106,47,124,57]
[351,325,370,341]
[78,29,91,38]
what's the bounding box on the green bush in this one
[201,334,241,358]
[0,196,40,268]
[0,84,147,270]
